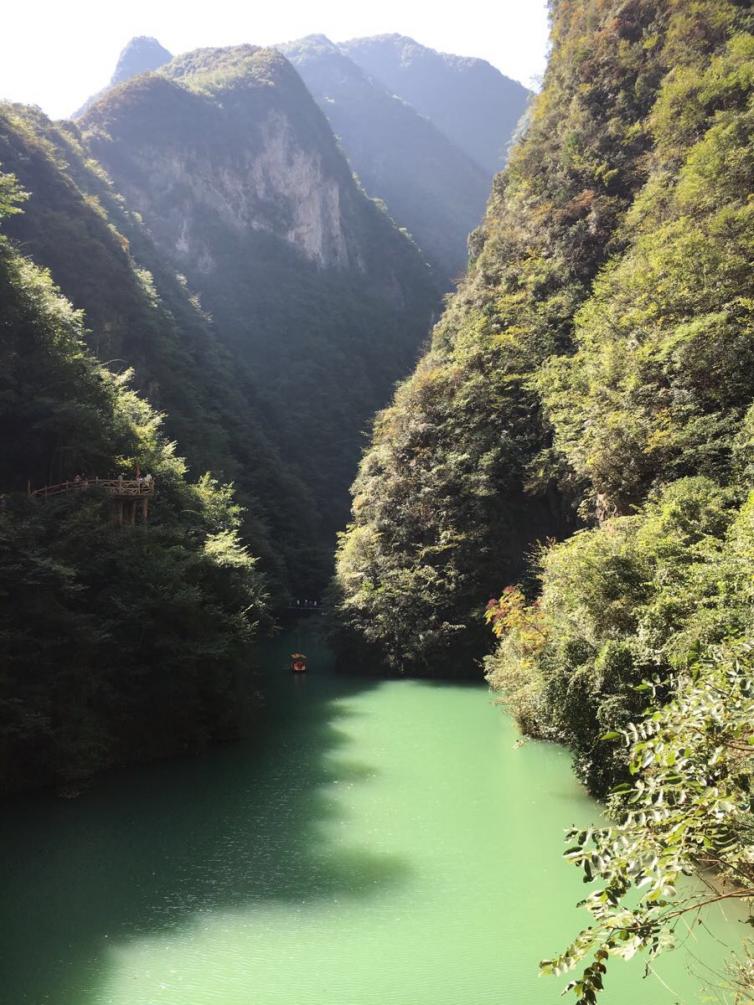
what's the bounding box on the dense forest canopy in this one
[0,176,267,792]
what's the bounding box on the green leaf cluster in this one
[540,643,754,1004]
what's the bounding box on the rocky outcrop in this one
[279,35,490,286]
[73,37,173,120]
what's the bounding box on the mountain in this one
[0,102,320,593]
[76,32,528,286]
[341,34,531,175]
[76,45,438,558]
[73,36,174,119]
[110,36,172,85]
[279,35,490,284]
[333,1,754,681]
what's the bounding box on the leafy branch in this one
[542,643,754,1004]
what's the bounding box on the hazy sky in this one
[0,0,550,120]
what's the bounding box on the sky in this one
[0,0,551,120]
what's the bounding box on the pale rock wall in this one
[119,111,356,273]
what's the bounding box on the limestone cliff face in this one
[280,34,490,286]
[163,111,353,273]
[81,48,414,290]
[89,90,354,275]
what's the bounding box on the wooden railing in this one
[30,478,155,499]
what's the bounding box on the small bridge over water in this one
[29,477,155,525]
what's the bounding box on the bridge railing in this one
[30,478,155,499]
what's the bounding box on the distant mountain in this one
[279,35,490,285]
[78,45,438,550]
[75,32,529,285]
[342,34,531,176]
[111,36,173,85]
[73,36,174,118]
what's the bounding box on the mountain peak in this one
[110,36,173,86]
[296,34,339,50]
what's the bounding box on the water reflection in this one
[0,631,407,1004]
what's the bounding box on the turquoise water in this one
[0,629,744,1004]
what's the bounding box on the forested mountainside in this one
[79,45,438,548]
[280,35,491,284]
[341,34,531,176]
[0,174,267,793]
[0,104,321,594]
[335,1,754,996]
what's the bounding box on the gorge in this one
[1,2,754,1002]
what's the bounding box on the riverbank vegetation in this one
[333,0,754,998]
[0,178,267,792]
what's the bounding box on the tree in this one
[542,643,754,1004]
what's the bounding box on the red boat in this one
[291,653,308,674]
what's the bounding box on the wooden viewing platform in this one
[29,478,155,525]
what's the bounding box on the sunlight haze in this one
[1,0,549,119]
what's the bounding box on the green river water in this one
[0,627,745,1005]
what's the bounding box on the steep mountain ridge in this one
[333,0,754,676]
[341,34,531,175]
[78,45,438,547]
[279,34,490,284]
[111,36,172,86]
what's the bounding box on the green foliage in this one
[0,214,267,791]
[0,169,27,218]
[541,643,754,1004]
[540,32,754,515]
[333,338,560,674]
[485,476,752,794]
